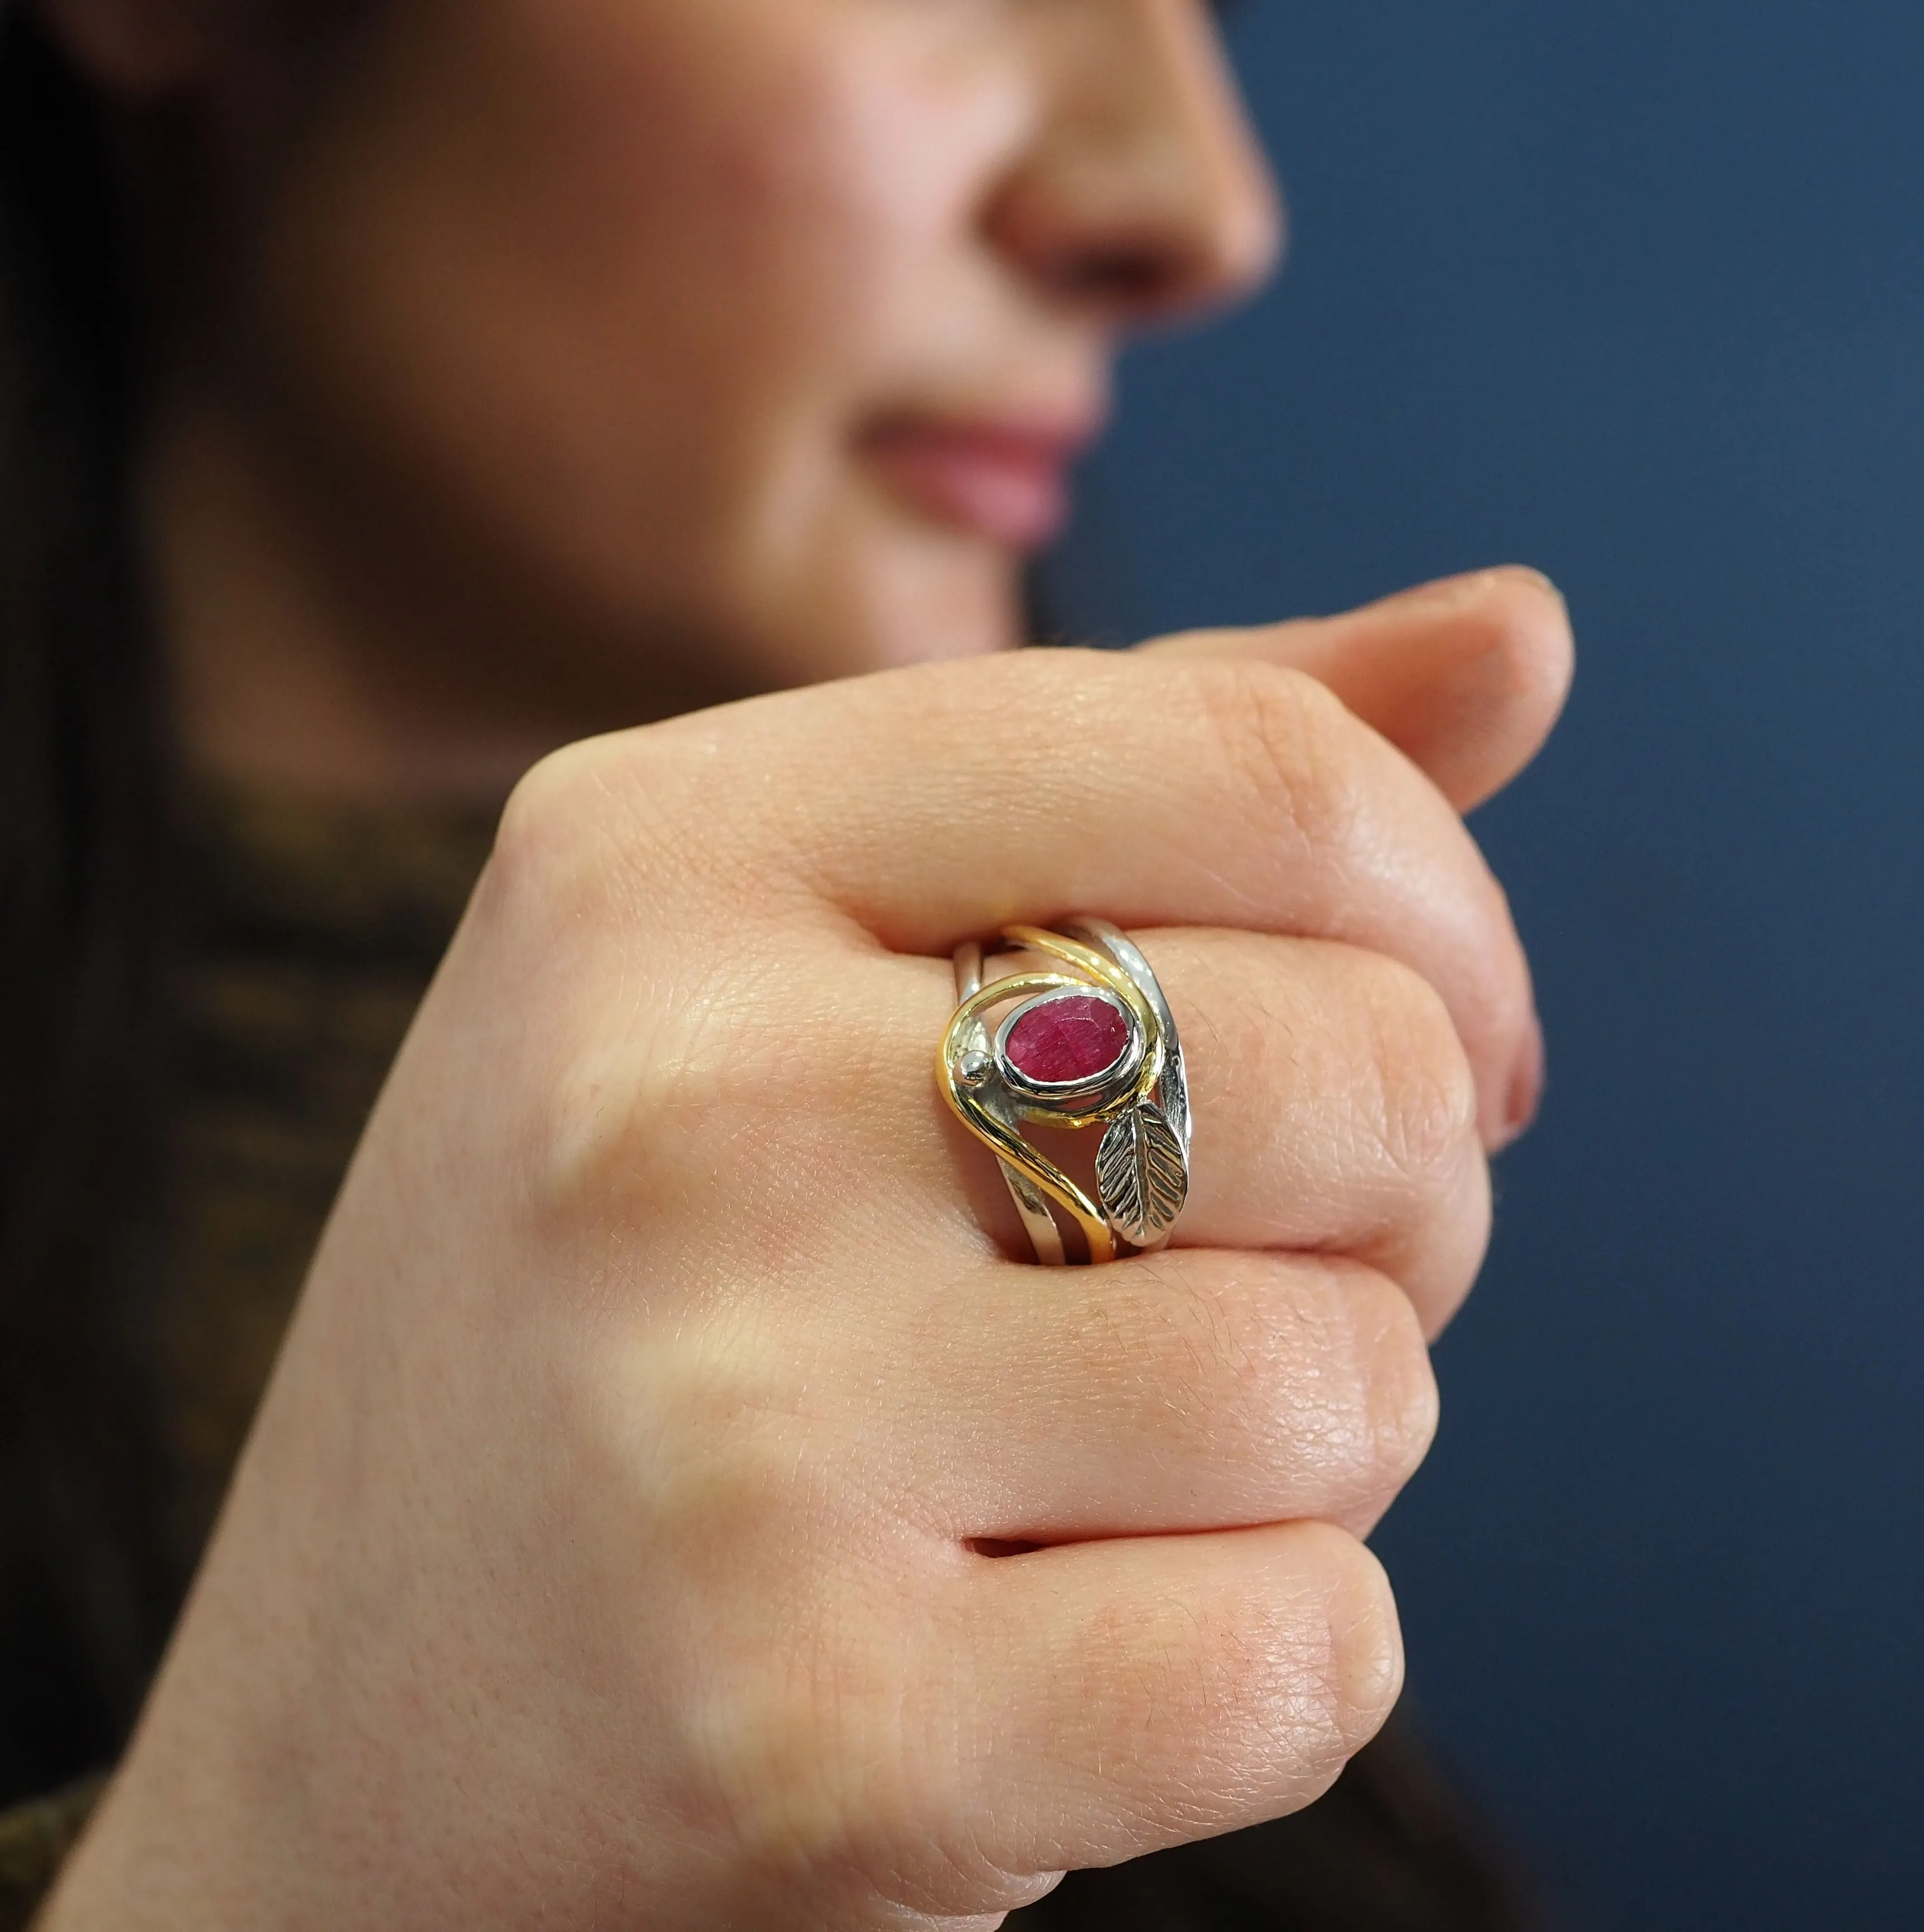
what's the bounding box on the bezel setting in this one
[939,921,1190,1266]
[992,987,1145,1115]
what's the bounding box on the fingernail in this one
[1496,1014,1545,1150]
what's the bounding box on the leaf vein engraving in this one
[1095,1104,1188,1246]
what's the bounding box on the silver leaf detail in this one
[1095,1103,1188,1247]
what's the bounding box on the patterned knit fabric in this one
[0,1779,105,1932]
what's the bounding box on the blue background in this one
[1043,4,1924,1926]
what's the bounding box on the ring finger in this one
[871,928,1490,1336]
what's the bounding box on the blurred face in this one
[86,0,1282,708]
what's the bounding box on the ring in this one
[940,921,1192,1266]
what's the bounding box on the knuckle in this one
[1120,1526,1403,1792]
[1356,957,1479,1187]
[1416,1143,1495,1338]
[601,1318,792,1541]
[482,737,663,971]
[526,968,905,1246]
[693,1614,919,1888]
[1116,1259,1435,1516]
[1305,1528,1406,1756]
[1344,1271,1441,1499]
[586,1324,950,1889]
[1446,868,1534,1083]
[1215,1526,1405,1782]
[489,724,772,939]
[1184,660,1363,857]
[489,736,623,916]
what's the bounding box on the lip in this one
[857,410,1103,552]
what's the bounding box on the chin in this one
[855,537,1028,673]
[716,512,1028,691]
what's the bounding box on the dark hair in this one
[0,8,178,1804]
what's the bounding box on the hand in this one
[47,569,1571,1930]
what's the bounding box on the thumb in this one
[1142,567,1575,814]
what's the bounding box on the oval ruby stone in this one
[1003,993,1131,1086]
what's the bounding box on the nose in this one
[986,0,1284,326]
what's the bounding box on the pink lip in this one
[859,416,1099,552]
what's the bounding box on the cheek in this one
[254,0,1015,642]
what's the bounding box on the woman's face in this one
[113,0,1280,707]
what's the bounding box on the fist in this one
[49,570,1570,1930]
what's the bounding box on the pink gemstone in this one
[1004,993,1131,1086]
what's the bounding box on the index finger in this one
[544,645,1538,1147]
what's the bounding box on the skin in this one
[98,0,1281,795]
[31,0,1575,1924]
